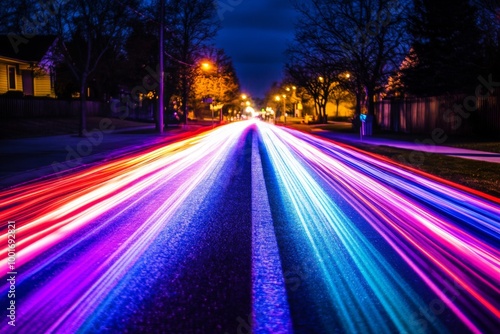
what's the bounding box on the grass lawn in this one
[287,122,353,134]
[446,141,500,154]
[305,121,500,154]
[287,123,500,198]
[348,143,500,198]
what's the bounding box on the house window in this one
[7,66,16,90]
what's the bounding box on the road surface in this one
[1,121,499,333]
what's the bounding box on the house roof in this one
[0,35,57,62]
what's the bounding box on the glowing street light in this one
[201,60,232,124]
[285,86,297,117]
[202,62,211,71]
[200,60,216,127]
[282,94,287,125]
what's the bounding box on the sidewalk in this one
[308,128,500,164]
[0,124,209,189]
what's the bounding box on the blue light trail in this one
[0,120,498,333]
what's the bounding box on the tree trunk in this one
[353,91,362,130]
[322,103,328,123]
[314,99,321,122]
[366,86,375,116]
[79,76,87,137]
[355,92,362,116]
[182,75,189,125]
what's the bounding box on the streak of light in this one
[259,123,446,333]
[259,122,499,333]
[0,122,251,332]
[1,120,498,333]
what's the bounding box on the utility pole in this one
[158,0,165,133]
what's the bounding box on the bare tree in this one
[162,0,220,124]
[286,40,345,123]
[54,0,139,136]
[330,82,353,118]
[473,0,500,80]
[0,0,35,34]
[291,0,410,118]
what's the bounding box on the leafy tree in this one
[0,0,30,33]
[192,48,240,119]
[330,81,354,118]
[402,0,484,95]
[286,58,342,123]
[119,14,159,93]
[474,0,500,81]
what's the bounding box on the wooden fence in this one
[375,93,500,136]
[0,98,108,118]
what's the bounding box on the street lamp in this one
[240,94,250,120]
[202,62,211,71]
[201,60,225,125]
[275,95,281,124]
[282,94,287,125]
[285,86,297,117]
[201,61,216,127]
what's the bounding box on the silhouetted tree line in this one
[0,0,239,133]
[287,0,500,123]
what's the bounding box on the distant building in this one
[0,35,58,98]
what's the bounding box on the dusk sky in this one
[214,0,298,99]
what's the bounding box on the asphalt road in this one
[0,121,498,333]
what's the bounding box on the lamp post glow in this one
[285,86,297,117]
[202,62,210,70]
[282,94,287,125]
[275,95,281,124]
[201,61,215,127]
